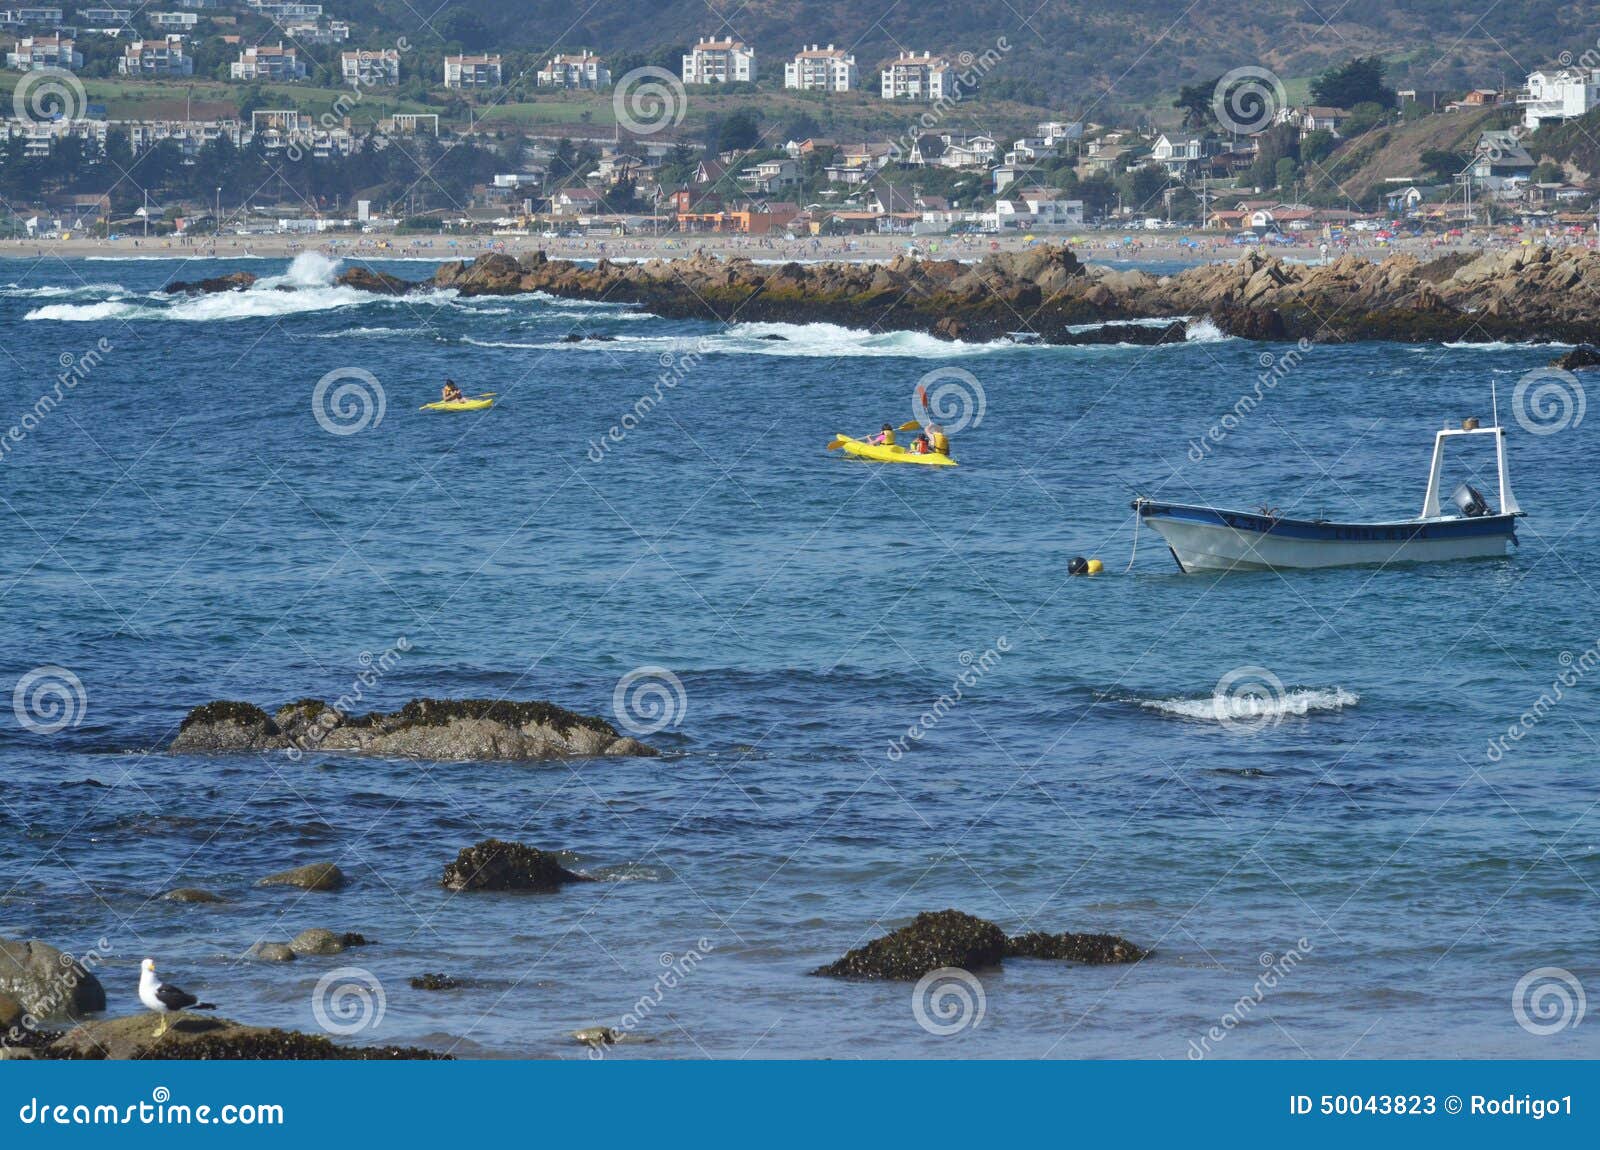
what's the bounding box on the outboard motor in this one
[1451,482,1490,518]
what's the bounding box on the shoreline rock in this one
[812,910,1148,980]
[39,1014,448,1060]
[170,697,655,762]
[0,939,107,1021]
[258,862,346,892]
[441,838,591,892]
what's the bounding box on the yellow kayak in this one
[421,397,495,412]
[836,433,957,467]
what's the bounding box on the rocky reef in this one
[33,1014,447,1060]
[321,245,1600,345]
[169,697,654,761]
[812,910,1147,980]
[441,838,591,892]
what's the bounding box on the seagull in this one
[138,958,215,1037]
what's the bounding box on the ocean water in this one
[1,253,1596,1060]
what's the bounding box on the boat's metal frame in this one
[1133,421,1524,573]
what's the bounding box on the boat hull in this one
[1135,501,1518,573]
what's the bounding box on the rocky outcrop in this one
[0,939,106,1021]
[289,928,369,956]
[246,942,296,962]
[1058,320,1187,346]
[313,245,1600,344]
[39,1013,448,1060]
[1552,344,1600,370]
[171,697,655,761]
[258,862,346,892]
[440,838,591,892]
[335,267,415,295]
[812,910,1148,980]
[163,271,257,294]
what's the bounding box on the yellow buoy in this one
[1086,558,1104,575]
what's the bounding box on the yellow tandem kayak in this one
[835,433,957,467]
[420,397,495,412]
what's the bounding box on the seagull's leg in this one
[153,1014,167,1038]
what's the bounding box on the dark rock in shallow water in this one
[441,838,591,892]
[0,938,107,1020]
[1053,320,1186,346]
[1005,931,1148,964]
[162,888,226,904]
[289,928,368,956]
[246,941,296,962]
[257,862,346,892]
[410,972,461,991]
[163,271,257,294]
[1551,344,1600,370]
[170,697,654,761]
[811,910,1007,981]
[41,1014,448,1060]
[336,267,419,295]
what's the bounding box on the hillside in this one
[365,0,1580,108]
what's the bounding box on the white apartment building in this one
[6,34,81,70]
[682,36,755,84]
[149,11,197,29]
[283,18,348,44]
[79,7,131,22]
[537,49,609,89]
[1519,67,1600,129]
[340,48,399,87]
[784,44,855,92]
[881,51,952,101]
[443,53,501,88]
[229,42,305,81]
[119,35,192,76]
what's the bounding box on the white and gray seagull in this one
[138,958,215,1037]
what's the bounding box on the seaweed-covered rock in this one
[288,928,367,956]
[811,910,1007,981]
[258,862,346,892]
[410,973,461,991]
[1005,931,1148,964]
[39,1014,448,1060]
[170,697,655,761]
[163,888,226,904]
[0,938,107,1020]
[440,838,590,892]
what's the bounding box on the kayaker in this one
[926,422,950,456]
[441,379,464,403]
[869,422,896,447]
[910,433,932,454]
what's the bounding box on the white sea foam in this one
[1438,339,1573,351]
[1140,686,1359,723]
[1,281,129,299]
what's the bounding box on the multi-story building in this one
[682,36,755,84]
[1518,67,1600,129]
[880,51,952,101]
[340,48,399,87]
[536,49,609,89]
[79,7,131,22]
[119,34,192,76]
[282,18,347,43]
[783,44,855,92]
[229,42,305,81]
[6,33,81,70]
[149,11,198,29]
[443,53,501,88]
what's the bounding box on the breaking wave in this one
[1137,686,1359,723]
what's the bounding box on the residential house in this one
[989,196,1084,231]
[443,54,501,89]
[383,112,438,136]
[823,142,894,185]
[1447,88,1502,111]
[119,35,191,76]
[537,49,609,89]
[1518,67,1600,129]
[682,37,755,84]
[784,44,855,92]
[341,48,400,87]
[149,11,197,29]
[737,156,802,194]
[881,51,951,101]
[6,33,80,69]
[784,137,835,157]
[283,18,347,43]
[992,163,1036,194]
[1275,106,1347,138]
[934,134,996,169]
[79,7,131,22]
[551,186,603,216]
[1036,120,1083,146]
[1471,129,1537,193]
[1150,133,1214,178]
[1005,136,1057,166]
[229,42,305,81]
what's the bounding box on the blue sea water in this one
[0,252,1596,1059]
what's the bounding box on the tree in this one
[1275,157,1299,192]
[1310,56,1396,109]
[715,108,761,152]
[1300,129,1336,164]
[1173,77,1221,130]
[1532,160,1565,183]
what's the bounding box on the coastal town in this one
[1,5,1599,247]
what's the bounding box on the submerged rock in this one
[0,938,107,1021]
[162,887,226,904]
[288,928,368,956]
[1054,320,1186,346]
[811,910,1007,981]
[410,972,461,991]
[170,697,655,762]
[1551,344,1600,370]
[441,838,591,892]
[1005,931,1148,964]
[40,1013,448,1060]
[246,942,296,963]
[258,862,346,892]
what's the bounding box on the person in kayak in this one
[869,423,896,447]
[910,433,932,454]
[926,422,950,456]
[440,379,464,403]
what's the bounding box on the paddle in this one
[827,421,922,451]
